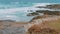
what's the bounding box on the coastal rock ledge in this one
[25,16,60,34]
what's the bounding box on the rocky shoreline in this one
[26,16,60,34]
[0,4,60,34]
[25,4,60,34]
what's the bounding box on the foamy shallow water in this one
[0,7,35,22]
[0,3,59,22]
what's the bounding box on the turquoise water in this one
[0,0,59,22]
[0,7,35,22]
[0,8,34,22]
[0,0,60,4]
[0,3,59,22]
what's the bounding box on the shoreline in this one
[26,15,60,34]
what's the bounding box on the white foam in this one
[0,6,41,14]
[0,3,59,14]
[32,3,51,7]
[32,3,60,8]
[0,3,59,22]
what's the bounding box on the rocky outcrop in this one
[27,27,58,34]
[27,12,39,16]
[30,16,49,22]
[36,10,60,15]
[36,4,60,9]
[46,4,60,9]
[27,10,60,17]
[25,16,60,34]
[27,4,60,17]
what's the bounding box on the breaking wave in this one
[0,3,59,22]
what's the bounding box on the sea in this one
[0,0,60,34]
[0,0,60,22]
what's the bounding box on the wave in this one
[0,7,36,22]
[0,3,59,22]
[0,3,59,9]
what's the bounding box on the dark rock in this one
[0,20,15,22]
[36,10,60,15]
[28,27,59,34]
[46,4,60,9]
[27,12,39,16]
[36,4,60,9]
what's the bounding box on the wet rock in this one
[0,20,15,22]
[27,27,58,34]
[27,12,39,16]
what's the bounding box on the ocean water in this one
[0,1,59,22]
[0,7,34,22]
